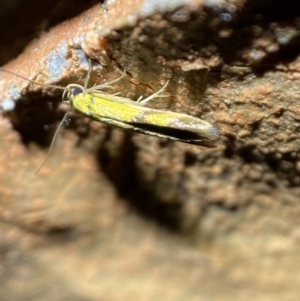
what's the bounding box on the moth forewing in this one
[71,90,219,147]
[133,110,219,147]
[72,93,144,122]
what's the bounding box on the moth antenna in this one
[35,108,71,174]
[0,67,65,91]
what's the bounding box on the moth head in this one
[63,84,84,103]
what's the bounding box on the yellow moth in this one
[0,59,219,152]
[63,60,219,147]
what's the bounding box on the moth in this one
[0,59,219,172]
[62,60,219,147]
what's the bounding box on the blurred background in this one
[1,1,300,300]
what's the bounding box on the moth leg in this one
[83,59,93,89]
[87,71,127,93]
[137,95,144,102]
[84,59,124,90]
[138,80,169,104]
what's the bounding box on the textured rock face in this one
[0,0,300,300]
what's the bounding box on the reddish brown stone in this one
[1,0,300,300]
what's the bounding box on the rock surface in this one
[0,0,300,300]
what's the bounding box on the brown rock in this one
[1,0,300,300]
